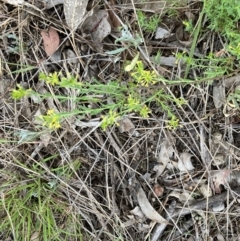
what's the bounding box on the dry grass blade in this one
[64,0,88,30]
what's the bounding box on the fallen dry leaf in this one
[130,206,145,219]
[106,0,121,28]
[158,140,175,163]
[178,152,195,172]
[155,27,171,40]
[41,27,60,56]
[118,117,135,133]
[176,25,193,47]
[40,133,52,147]
[136,185,168,224]
[156,136,176,175]
[168,190,194,204]
[64,49,77,64]
[185,11,196,22]
[212,202,225,212]
[64,0,88,30]
[82,9,111,43]
[213,82,225,109]
[4,0,24,5]
[215,233,225,241]
[210,169,231,193]
[43,0,63,9]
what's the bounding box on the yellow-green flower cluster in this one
[125,95,140,111]
[40,109,61,129]
[130,61,157,86]
[166,116,180,130]
[101,110,119,130]
[39,72,81,88]
[11,84,33,100]
[139,105,151,118]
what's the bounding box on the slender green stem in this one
[184,6,205,79]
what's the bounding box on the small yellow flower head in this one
[125,95,141,112]
[101,110,119,130]
[47,109,55,115]
[166,116,180,130]
[182,20,189,28]
[40,72,60,86]
[140,105,151,118]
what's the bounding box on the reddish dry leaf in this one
[41,27,60,56]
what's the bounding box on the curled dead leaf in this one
[130,206,145,219]
[41,27,60,56]
[158,140,175,164]
[210,169,231,193]
[153,164,166,178]
[178,152,195,172]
